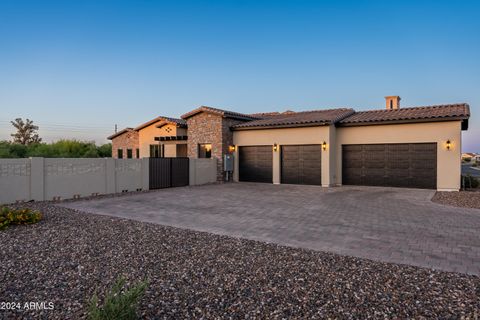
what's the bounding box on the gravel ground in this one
[432,190,480,209]
[1,202,479,319]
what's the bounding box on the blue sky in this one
[0,0,478,151]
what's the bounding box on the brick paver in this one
[60,183,480,275]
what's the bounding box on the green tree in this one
[10,118,42,145]
[97,143,112,157]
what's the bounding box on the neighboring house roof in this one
[181,106,260,121]
[134,116,186,131]
[107,128,134,140]
[462,153,476,157]
[338,104,470,128]
[232,108,355,130]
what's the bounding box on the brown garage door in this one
[239,146,273,183]
[342,143,437,189]
[281,145,322,185]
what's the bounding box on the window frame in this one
[198,143,212,159]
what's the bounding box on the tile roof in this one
[134,116,186,131]
[338,103,470,126]
[156,117,187,128]
[232,108,355,129]
[107,128,134,140]
[181,106,260,121]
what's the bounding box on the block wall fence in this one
[0,157,217,205]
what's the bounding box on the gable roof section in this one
[134,116,186,131]
[338,103,470,129]
[107,128,135,140]
[232,108,355,130]
[181,106,259,121]
[155,117,187,129]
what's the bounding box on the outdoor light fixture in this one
[273,143,278,152]
[446,140,451,150]
[228,145,236,153]
[322,141,327,151]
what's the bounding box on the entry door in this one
[281,145,322,185]
[342,143,437,189]
[239,146,273,183]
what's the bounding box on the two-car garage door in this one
[239,145,322,185]
[342,143,437,189]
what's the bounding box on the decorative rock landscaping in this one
[1,202,479,319]
[433,190,480,209]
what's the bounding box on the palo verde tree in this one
[10,118,42,145]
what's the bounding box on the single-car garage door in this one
[281,145,322,185]
[342,143,437,189]
[239,146,273,183]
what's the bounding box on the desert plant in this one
[88,277,148,320]
[0,207,42,230]
[462,175,479,189]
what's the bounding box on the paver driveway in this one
[60,183,480,275]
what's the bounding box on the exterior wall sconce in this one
[273,143,278,152]
[228,145,236,153]
[446,140,451,150]
[322,141,327,151]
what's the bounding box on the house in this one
[108,116,187,159]
[474,155,480,163]
[109,96,470,191]
[462,153,477,162]
[107,128,139,159]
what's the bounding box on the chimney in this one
[385,96,401,110]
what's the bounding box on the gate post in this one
[141,158,150,191]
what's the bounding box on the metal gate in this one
[149,158,189,189]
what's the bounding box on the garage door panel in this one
[239,146,273,183]
[281,145,321,185]
[343,143,437,189]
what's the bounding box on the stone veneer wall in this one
[111,130,139,158]
[187,113,244,181]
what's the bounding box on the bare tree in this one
[10,118,42,145]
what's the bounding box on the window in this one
[127,149,133,159]
[150,144,164,158]
[117,149,123,159]
[176,144,188,157]
[136,148,140,159]
[198,143,212,158]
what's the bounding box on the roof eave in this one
[337,116,470,129]
[232,122,331,131]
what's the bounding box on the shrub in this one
[88,277,148,320]
[462,175,480,189]
[472,163,478,167]
[0,207,42,230]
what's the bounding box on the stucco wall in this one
[138,123,186,158]
[0,159,31,204]
[335,121,462,191]
[233,126,333,186]
[233,121,463,191]
[189,158,217,185]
